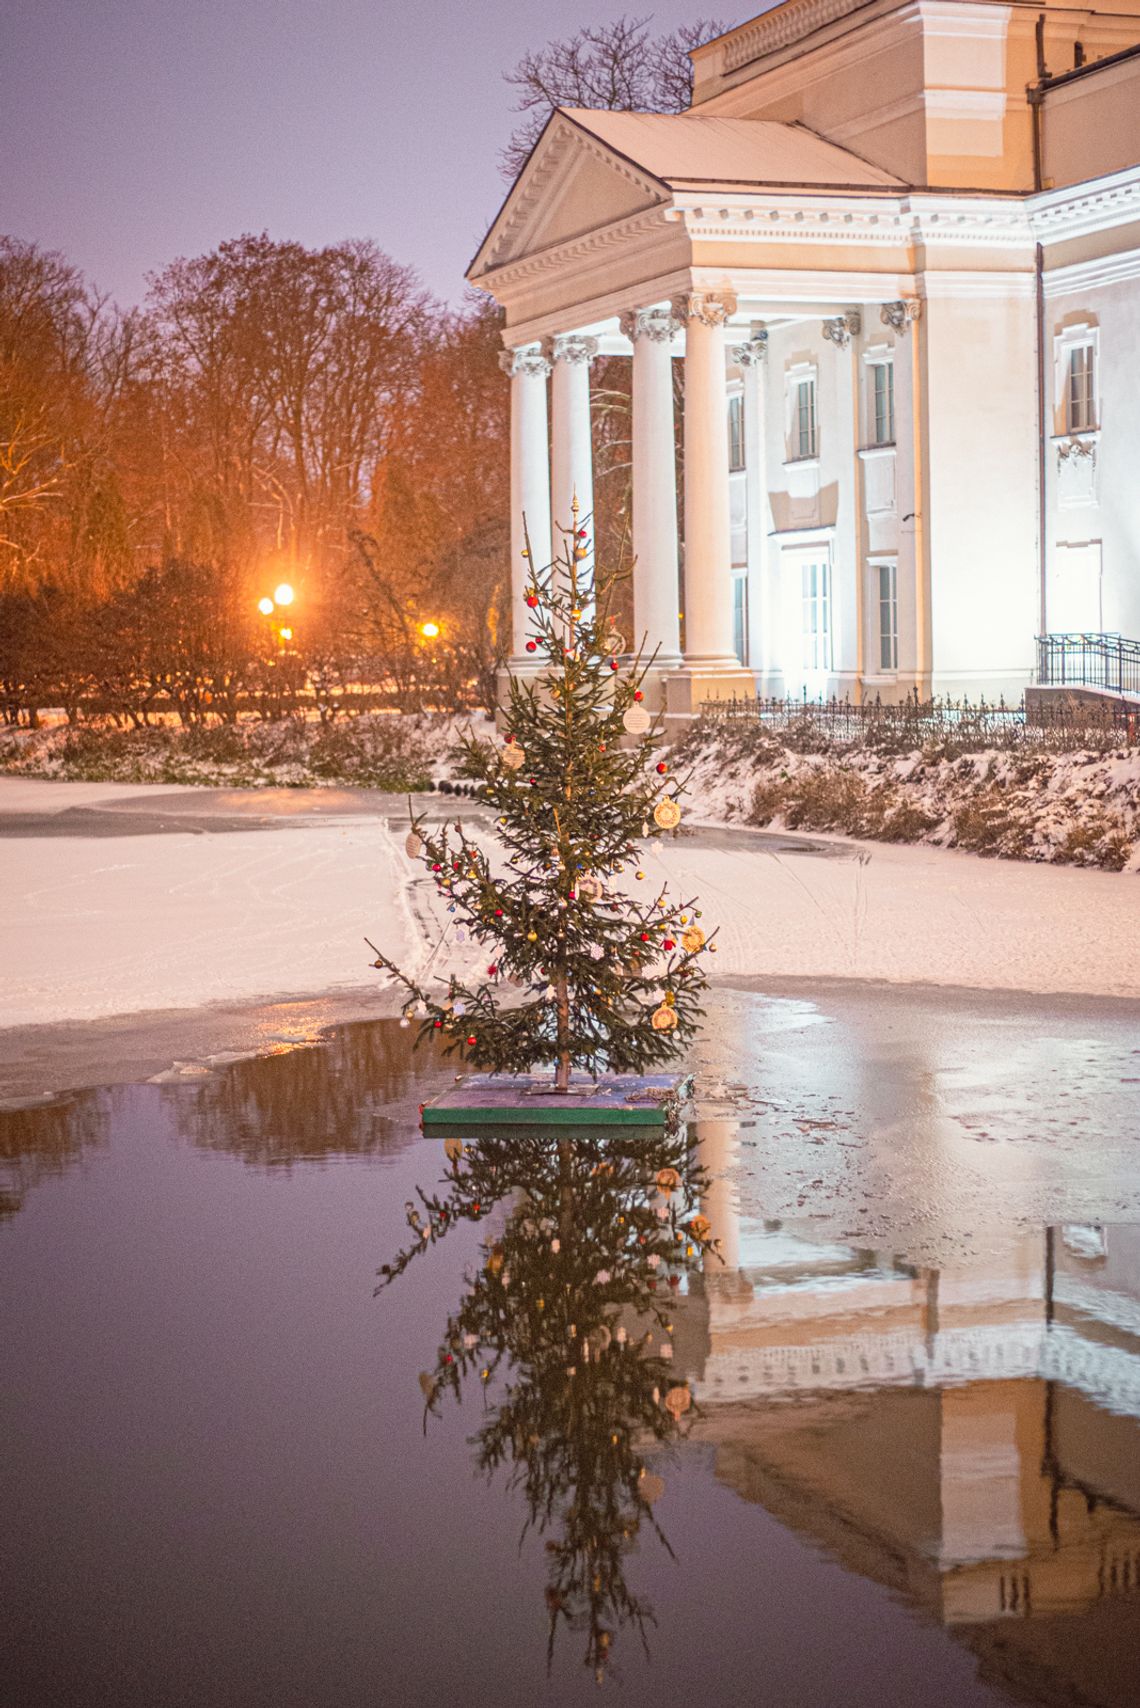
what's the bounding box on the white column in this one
[500,346,552,659]
[822,311,863,697]
[732,329,772,687]
[544,334,597,603]
[620,307,682,665]
[672,291,738,663]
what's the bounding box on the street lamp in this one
[258,596,275,616]
[274,582,295,607]
[420,621,440,639]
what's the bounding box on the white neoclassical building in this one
[468,0,1140,717]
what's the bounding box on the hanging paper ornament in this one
[501,743,525,771]
[664,1384,692,1420]
[682,925,706,953]
[589,944,605,961]
[454,926,468,945]
[654,798,682,831]
[444,1137,464,1161]
[641,821,650,838]
[656,1167,680,1193]
[651,1004,678,1032]
[623,704,650,735]
[639,1471,666,1505]
[689,1214,712,1242]
[405,831,424,859]
[604,630,625,655]
[577,874,604,902]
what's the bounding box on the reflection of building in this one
[679,1215,1140,1706]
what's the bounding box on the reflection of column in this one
[696,1117,740,1271]
[545,334,598,601]
[620,308,682,664]
[732,330,772,687]
[500,347,552,658]
[672,291,738,663]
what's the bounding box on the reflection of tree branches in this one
[168,1021,429,1166]
[0,1089,111,1217]
[378,1112,720,1682]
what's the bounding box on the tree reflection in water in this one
[0,1092,110,1218]
[167,1020,438,1167]
[379,1114,720,1683]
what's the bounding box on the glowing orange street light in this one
[257,596,275,616]
[420,621,440,639]
[274,582,295,607]
[278,627,293,642]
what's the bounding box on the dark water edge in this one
[2,1005,1140,1708]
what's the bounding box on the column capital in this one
[731,329,768,367]
[880,299,922,332]
[671,290,737,328]
[541,333,599,366]
[619,307,681,345]
[821,311,862,349]
[499,345,551,379]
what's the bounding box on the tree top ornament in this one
[369,497,715,1093]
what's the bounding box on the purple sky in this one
[1,1,753,309]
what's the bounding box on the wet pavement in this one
[2,994,1139,1707]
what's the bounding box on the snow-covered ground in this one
[2,776,1138,1032]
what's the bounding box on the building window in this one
[1067,342,1095,432]
[870,361,895,445]
[795,377,818,459]
[874,561,898,672]
[728,393,745,471]
[732,574,748,665]
[801,559,831,671]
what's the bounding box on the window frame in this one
[1053,322,1099,438]
[727,391,746,472]
[784,361,820,464]
[871,558,899,674]
[801,557,832,673]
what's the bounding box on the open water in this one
[2,1002,1139,1707]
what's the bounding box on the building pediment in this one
[468,111,669,281]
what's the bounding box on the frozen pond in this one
[2,989,1139,1706]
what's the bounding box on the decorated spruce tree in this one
[370,501,715,1091]
[377,1113,720,1681]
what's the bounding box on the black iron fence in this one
[1036,632,1140,698]
[697,689,1138,752]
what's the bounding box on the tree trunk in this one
[555,967,571,1092]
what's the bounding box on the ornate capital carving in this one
[541,333,599,366]
[619,307,680,345]
[731,330,769,366]
[880,300,922,333]
[821,311,861,349]
[671,290,738,329]
[499,346,551,379]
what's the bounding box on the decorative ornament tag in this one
[653,798,682,831]
[501,744,525,772]
[577,874,604,902]
[589,944,605,961]
[604,630,625,656]
[405,831,424,858]
[681,925,705,953]
[664,1384,692,1420]
[651,1003,678,1032]
[443,1137,464,1161]
[622,704,650,735]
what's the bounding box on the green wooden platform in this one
[420,1072,693,1130]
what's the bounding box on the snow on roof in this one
[562,108,906,189]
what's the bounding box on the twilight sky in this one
[1,1,755,309]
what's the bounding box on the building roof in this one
[561,108,906,189]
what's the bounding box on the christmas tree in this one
[370,500,715,1093]
[377,1113,720,1681]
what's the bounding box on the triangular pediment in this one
[468,111,668,279]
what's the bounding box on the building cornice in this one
[1042,244,1140,298]
[1029,165,1140,244]
[721,0,894,73]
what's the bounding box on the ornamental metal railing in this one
[697,689,1137,752]
[1035,632,1140,699]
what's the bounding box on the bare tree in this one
[501,12,729,178]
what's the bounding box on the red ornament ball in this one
[525,594,539,608]
[487,964,498,976]
[663,939,676,951]
[466,1034,477,1046]
[525,640,537,653]
[432,863,441,872]
[494,908,504,917]
[640,932,650,942]
[609,660,618,672]
[633,690,644,702]
[656,762,668,775]
[433,1019,443,1030]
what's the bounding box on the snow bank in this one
[677,726,1140,872]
